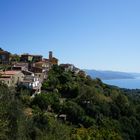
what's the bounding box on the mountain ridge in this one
[84,69,140,80]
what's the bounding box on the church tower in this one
[49,51,53,60]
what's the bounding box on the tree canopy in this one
[0,65,140,140]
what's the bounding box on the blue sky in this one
[0,0,140,72]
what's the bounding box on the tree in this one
[10,54,20,62]
[31,93,60,112]
[62,101,85,123]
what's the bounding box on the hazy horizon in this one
[1,0,140,72]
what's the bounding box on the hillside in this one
[84,69,136,80]
[0,65,140,140]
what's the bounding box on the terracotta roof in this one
[35,61,46,64]
[0,70,21,75]
[0,77,11,80]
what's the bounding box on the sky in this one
[0,0,140,72]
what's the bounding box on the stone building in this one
[21,75,41,94]
[0,48,10,64]
[49,51,58,67]
[0,70,24,87]
[20,54,42,62]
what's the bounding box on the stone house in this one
[33,61,50,71]
[12,62,29,71]
[48,51,58,67]
[0,70,24,87]
[31,67,47,82]
[20,54,33,62]
[60,64,75,72]
[21,75,41,94]
[32,55,43,62]
[0,49,10,64]
[21,54,42,62]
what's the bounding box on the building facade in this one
[21,54,43,62]
[49,51,58,67]
[21,75,41,94]
[0,70,24,87]
[0,49,10,64]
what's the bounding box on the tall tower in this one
[49,51,53,60]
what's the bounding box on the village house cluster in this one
[0,48,87,95]
[0,48,58,94]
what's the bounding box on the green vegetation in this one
[0,64,11,71]
[10,54,20,62]
[0,65,140,139]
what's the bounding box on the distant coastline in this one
[103,78,140,89]
[84,69,140,80]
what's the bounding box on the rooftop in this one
[13,62,28,66]
[35,61,48,64]
[0,50,10,54]
[0,70,21,75]
[21,53,42,57]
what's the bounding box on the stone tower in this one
[49,51,53,60]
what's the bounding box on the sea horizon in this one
[103,77,140,89]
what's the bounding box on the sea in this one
[103,77,140,89]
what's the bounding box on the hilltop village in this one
[1,48,140,140]
[0,48,86,96]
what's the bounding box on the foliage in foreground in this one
[0,65,140,140]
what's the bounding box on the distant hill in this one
[84,69,140,80]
